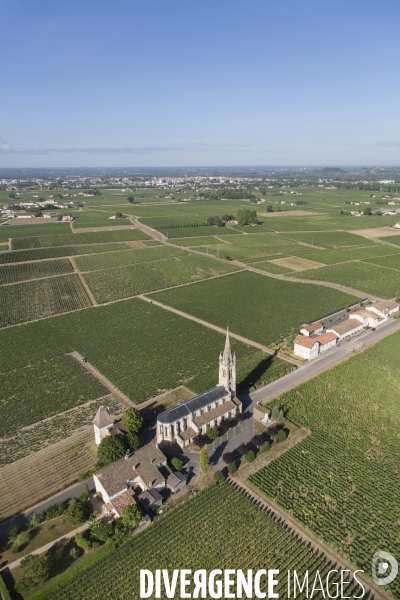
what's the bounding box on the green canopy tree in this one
[121,408,144,433]
[122,504,141,527]
[199,448,210,470]
[97,435,126,466]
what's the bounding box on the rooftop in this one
[367,300,399,313]
[301,321,323,334]
[294,335,320,349]
[158,386,228,424]
[93,406,115,429]
[326,319,361,335]
[194,399,237,427]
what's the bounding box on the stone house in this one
[92,406,130,446]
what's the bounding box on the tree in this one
[114,518,131,543]
[15,530,31,548]
[75,532,92,552]
[245,450,255,462]
[266,205,273,212]
[213,471,225,483]
[115,212,123,218]
[277,410,286,425]
[8,192,16,199]
[206,425,219,440]
[259,441,270,454]
[89,519,113,541]
[193,433,207,447]
[171,457,183,471]
[235,412,244,425]
[122,504,141,528]
[97,435,126,466]
[79,483,90,502]
[219,418,231,432]
[7,525,21,541]
[126,432,140,452]
[127,196,135,203]
[20,554,50,586]
[237,208,258,226]
[199,447,210,469]
[238,443,248,456]
[227,462,237,474]
[363,207,372,216]
[65,499,91,526]
[251,434,264,448]
[121,408,144,433]
[222,451,234,464]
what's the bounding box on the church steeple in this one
[218,328,236,396]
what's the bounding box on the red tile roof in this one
[294,335,320,349]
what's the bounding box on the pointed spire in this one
[223,327,231,359]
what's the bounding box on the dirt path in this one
[69,257,98,306]
[69,351,135,408]
[229,478,390,600]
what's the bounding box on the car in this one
[371,328,376,331]
[182,466,193,479]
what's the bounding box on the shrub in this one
[222,451,234,464]
[69,547,81,560]
[75,532,92,552]
[171,457,183,471]
[206,425,219,440]
[90,520,113,542]
[79,484,90,503]
[45,502,65,520]
[65,499,91,526]
[245,450,255,462]
[114,519,131,544]
[213,471,225,483]
[276,429,287,442]
[20,554,50,586]
[228,463,237,474]
[97,435,126,466]
[199,448,211,469]
[238,443,249,456]
[259,441,271,454]
[16,531,31,548]
[7,525,21,541]
[126,431,140,451]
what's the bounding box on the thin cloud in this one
[0,140,11,150]
[0,143,254,155]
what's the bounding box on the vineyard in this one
[0,355,105,437]
[0,395,121,465]
[0,222,71,243]
[153,271,359,346]
[291,261,400,298]
[249,331,400,599]
[365,253,400,270]
[38,484,363,600]
[75,245,188,272]
[0,247,73,263]
[0,274,92,327]
[83,255,240,303]
[10,228,149,249]
[0,258,73,284]
[0,299,274,405]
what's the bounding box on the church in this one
[156,330,242,448]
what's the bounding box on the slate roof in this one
[158,386,227,424]
[194,399,236,427]
[138,488,163,511]
[93,406,115,429]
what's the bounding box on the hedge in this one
[0,573,12,600]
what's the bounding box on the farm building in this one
[156,330,242,448]
[366,300,399,319]
[293,331,338,360]
[326,319,364,340]
[93,443,186,517]
[300,322,324,337]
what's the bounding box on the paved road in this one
[0,479,94,537]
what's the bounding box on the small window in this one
[208,405,211,411]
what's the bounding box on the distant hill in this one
[313,167,347,174]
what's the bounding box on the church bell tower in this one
[218,328,236,396]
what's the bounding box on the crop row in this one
[153,271,359,346]
[0,274,92,327]
[0,243,132,263]
[0,355,105,437]
[42,484,362,600]
[248,330,400,598]
[0,258,74,285]
[0,298,266,406]
[75,245,188,272]
[10,228,149,249]
[83,254,240,303]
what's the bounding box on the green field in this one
[0,222,72,243]
[0,356,105,438]
[299,244,400,265]
[249,331,400,599]
[378,234,400,246]
[75,245,188,272]
[291,261,400,299]
[0,243,132,263]
[249,260,294,274]
[153,271,359,346]
[364,253,400,270]
[35,484,362,600]
[10,228,149,249]
[83,255,240,303]
[0,259,73,284]
[0,274,92,327]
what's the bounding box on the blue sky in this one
[2,0,400,167]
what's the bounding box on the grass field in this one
[35,484,363,600]
[152,271,359,346]
[249,331,400,599]
[0,274,92,327]
[0,298,286,405]
[290,261,400,299]
[83,255,240,303]
[0,259,74,284]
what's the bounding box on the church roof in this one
[92,406,114,429]
[158,386,227,424]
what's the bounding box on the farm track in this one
[69,257,98,306]
[229,478,390,600]
[69,351,135,408]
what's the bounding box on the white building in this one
[92,406,129,446]
[326,319,364,340]
[156,330,242,448]
[300,322,324,337]
[366,300,399,319]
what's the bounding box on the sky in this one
[2,0,400,168]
